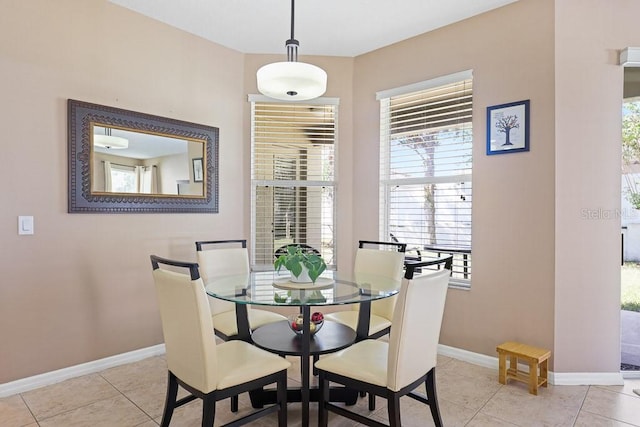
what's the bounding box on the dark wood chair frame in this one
[358,240,407,252]
[150,255,288,427]
[318,366,442,427]
[404,254,454,279]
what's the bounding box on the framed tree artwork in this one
[192,157,204,182]
[486,100,530,155]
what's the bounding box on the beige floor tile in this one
[597,378,640,399]
[437,354,455,366]
[582,387,640,426]
[435,370,502,411]
[100,356,167,393]
[480,383,587,427]
[134,420,159,427]
[121,380,170,420]
[0,394,37,427]
[437,358,498,382]
[37,394,152,427]
[369,394,476,427]
[466,412,519,426]
[574,410,638,426]
[21,374,120,420]
[153,395,269,427]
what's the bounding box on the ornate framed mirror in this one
[68,99,218,213]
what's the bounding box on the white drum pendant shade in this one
[94,134,129,149]
[257,61,327,101]
[256,0,327,101]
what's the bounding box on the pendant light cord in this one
[286,0,299,62]
[290,0,295,40]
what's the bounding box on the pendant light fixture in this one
[256,0,327,101]
[94,126,129,150]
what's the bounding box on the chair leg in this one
[277,371,288,427]
[160,371,179,427]
[318,373,330,427]
[368,392,376,411]
[313,354,319,376]
[201,395,216,427]
[387,393,401,427]
[230,395,238,412]
[425,368,443,427]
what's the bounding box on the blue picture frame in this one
[486,100,530,155]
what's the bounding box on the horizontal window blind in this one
[251,101,337,268]
[380,76,473,287]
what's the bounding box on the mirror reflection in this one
[91,125,205,196]
[68,99,218,214]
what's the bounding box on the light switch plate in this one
[18,216,34,235]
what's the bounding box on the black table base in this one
[250,319,360,424]
[251,320,357,356]
[249,386,359,408]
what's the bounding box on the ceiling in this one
[109,0,519,57]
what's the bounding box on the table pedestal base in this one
[249,386,359,408]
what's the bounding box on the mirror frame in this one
[68,99,219,213]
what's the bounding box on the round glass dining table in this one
[204,269,401,427]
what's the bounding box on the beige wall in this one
[1,0,636,384]
[554,0,640,373]
[353,0,557,364]
[0,0,246,383]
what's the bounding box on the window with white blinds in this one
[251,98,337,268]
[378,71,473,287]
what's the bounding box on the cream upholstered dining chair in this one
[195,240,286,340]
[315,269,450,427]
[150,255,290,427]
[324,240,406,340]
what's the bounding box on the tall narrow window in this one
[250,97,338,268]
[378,71,473,287]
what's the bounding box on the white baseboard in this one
[438,344,498,370]
[623,370,640,379]
[0,344,165,398]
[552,372,624,385]
[438,344,625,386]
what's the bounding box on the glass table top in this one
[204,270,400,307]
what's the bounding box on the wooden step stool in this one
[496,341,550,395]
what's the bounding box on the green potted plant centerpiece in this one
[274,245,327,283]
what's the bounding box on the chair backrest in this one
[387,269,450,392]
[195,240,249,316]
[196,240,250,278]
[358,240,407,253]
[150,255,218,394]
[353,247,406,319]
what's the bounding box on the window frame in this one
[249,95,339,270]
[377,71,473,288]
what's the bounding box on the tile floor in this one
[2,353,640,427]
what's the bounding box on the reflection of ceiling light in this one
[256,0,327,101]
[94,128,128,149]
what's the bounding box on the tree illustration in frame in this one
[486,100,530,155]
